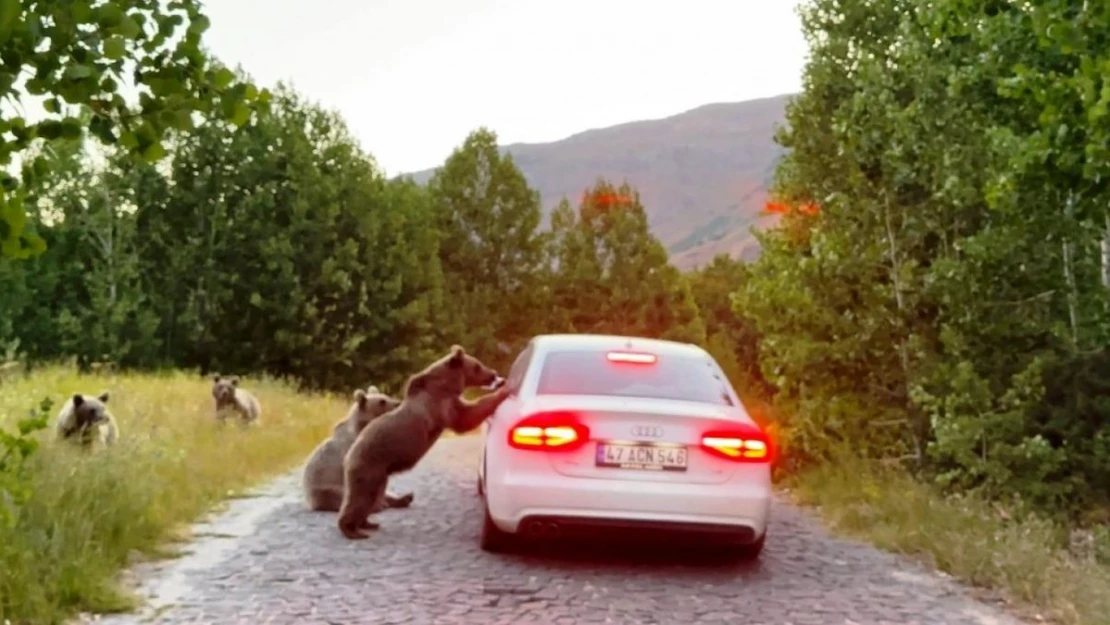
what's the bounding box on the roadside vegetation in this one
[792,458,1110,625]
[730,3,1110,623]
[0,365,346,622]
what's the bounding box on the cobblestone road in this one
[90,435,1025,625]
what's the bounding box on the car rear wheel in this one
[479,502,515,553]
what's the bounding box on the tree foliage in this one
[426,127,547,368]
[0,0,264,536]
[1,129,711,395]
[545,179,706,345]
[119,85,446,393]
[736,0,1110,513]
[687,254,771,402]
[0,0,268,259]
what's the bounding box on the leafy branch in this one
[0,0,270,259]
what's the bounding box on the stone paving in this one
[86,435,1026,625]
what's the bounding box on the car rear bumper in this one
[514,514,763,545]
[485,472,772,541]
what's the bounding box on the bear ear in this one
[448,345,465,368]
[354,389,368,409]
[97,391,110,404]
[229,376,240,386]
[366,385,380,394]
[72,393,85,407]
[212,374,222,382]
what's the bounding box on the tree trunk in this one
[1063,191,1080,348]
[1101,212,1110,290]
[883,203,925,465]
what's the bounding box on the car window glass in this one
[535,350,734,406]
[505,344,533,393]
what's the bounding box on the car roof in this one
[530,333,710,358]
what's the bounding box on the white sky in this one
[200,0,809,176]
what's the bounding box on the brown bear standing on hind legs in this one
[302,385,415,513]
[337,345,509,539]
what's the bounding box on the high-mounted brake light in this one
[606,351,657,364]
[701,428,773,462]
[508,412,590,451]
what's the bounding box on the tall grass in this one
[0,365,351,624]
[791,456,1110,625]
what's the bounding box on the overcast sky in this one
[200,0,809,176]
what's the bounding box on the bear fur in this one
[55,391,119,448]
[302,385,415,513]
[337,345,510,539]
[211,374,261,425]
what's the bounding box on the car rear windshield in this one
[534,349,735,406]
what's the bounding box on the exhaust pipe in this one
[525,520,545,537]
[544,522,561,538]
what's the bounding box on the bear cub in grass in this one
[302,385,415,513]
[337,345,509,539]
[211,374,261,425]
[55,391,120,448]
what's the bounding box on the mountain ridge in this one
[402,92,796,270]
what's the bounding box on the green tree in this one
[547,179,705,344]
[687,254,770,401]
[907,0,1110,508]
[128,85,445,393]
[3,135,160,367]
[740,0,1110,512]
[426,128,548,366]
[0,0,268,259]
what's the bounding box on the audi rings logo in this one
[631,425,664,438]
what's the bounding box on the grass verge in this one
[0,365,352,625]
[789,456,1110,625]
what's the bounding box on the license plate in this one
[595,442,688,472]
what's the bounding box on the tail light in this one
[701,426,773,462]
[606,351,657,364]
[508,412,590,451]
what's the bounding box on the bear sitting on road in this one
[55,391,119,448]
[211,374,261,426]
[302,385,414,513]
[337,345,509,539]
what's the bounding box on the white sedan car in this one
[477,333,774,559]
